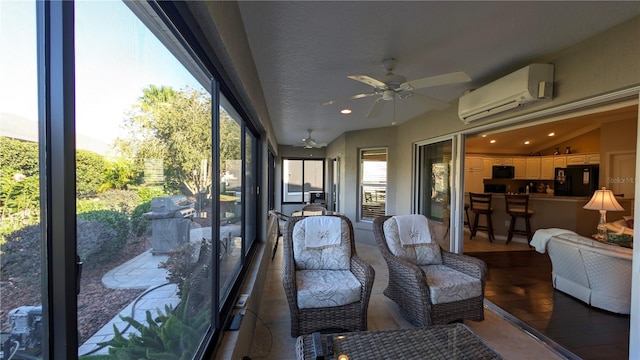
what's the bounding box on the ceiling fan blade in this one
[410,92,450,110]
[322,91,377,106]
[347,75,387,89]
[400,71,471,91]
[366,98,386,118]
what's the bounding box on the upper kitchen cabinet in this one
[525,157,541,179]
[554,156,567,169]
[482,158,493,179]
[513,158,526,179]
[566,153,600,165]
[541,157,555,180]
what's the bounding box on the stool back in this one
[469,193,492,211]
[505,194,530,214]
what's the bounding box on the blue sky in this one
[1,0,205,145]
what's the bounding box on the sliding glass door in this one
[416,139,455,251]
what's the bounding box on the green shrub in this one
[76,150,107,197]
[0,224,41,294]
[0,137,39,177]
[0,172,40,241]
[77,197,108,214]
[158,240,207,296]
[97,190,141,215]
[77,189,141,218]
[130,201,152,237]
[76,218,122,269]
[77,210,130,251]
[136,186,165,203]
[1,215,129,282]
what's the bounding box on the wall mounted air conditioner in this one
[458,63,554,124]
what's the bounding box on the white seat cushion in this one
[293,217,351,270]
[296,270,362,309]
[383,217,442,265]
[420,265,482,304]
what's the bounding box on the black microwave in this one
[492,165,515,179]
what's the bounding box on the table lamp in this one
[583,187,624,241]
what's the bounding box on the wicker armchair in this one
[373,215,486,327]
[282,214,375,337]
[268,210,291,260]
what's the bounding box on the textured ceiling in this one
[237,2,640,147]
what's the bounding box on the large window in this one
[74,2,216,357]
[0,1,260,358]
[282,159,324,203]
[360,149,387,220]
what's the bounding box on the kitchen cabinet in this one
[464,156,484,193]
[512,158,526,179]
[482,158,493,179]
[553,156,566,169]
[566,153,600,165]
[525,157,541,179]
[501,158,513,166]
[586,154,600,164]
[540,157,555,180]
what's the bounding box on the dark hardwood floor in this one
[468,250,630,360]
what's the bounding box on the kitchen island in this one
[465,193,634,242]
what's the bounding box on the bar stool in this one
[469,193,495,242]
[464,203,471,231]
[505,194,534,244]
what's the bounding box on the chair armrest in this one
[351,255,375,297]
[441,251,487,281]
[380,249,431,297]
[281,243,299,313]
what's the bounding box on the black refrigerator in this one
[554,165,599,196]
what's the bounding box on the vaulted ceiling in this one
[236,2,640,147]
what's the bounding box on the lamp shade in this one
[583,187,624,211]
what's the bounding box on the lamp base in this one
[594,210,608,241]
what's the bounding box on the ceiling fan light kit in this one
[323,58,472,119]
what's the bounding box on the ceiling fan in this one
[322,58,471,118]
[299,129,327,148]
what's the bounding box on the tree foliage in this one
[99,158,138,192]
[116,86,241,196]
[76,150,107,197]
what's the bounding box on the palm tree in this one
[139,85,176,112]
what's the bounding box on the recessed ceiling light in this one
[340,108,352,114]
[548,132,555,136]
[524,140,530,145]
[490,139,496,144]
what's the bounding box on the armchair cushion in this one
[421,265,483,305]
[293,216,351,270]
[383,216,442,265]
[296,270,362,309]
